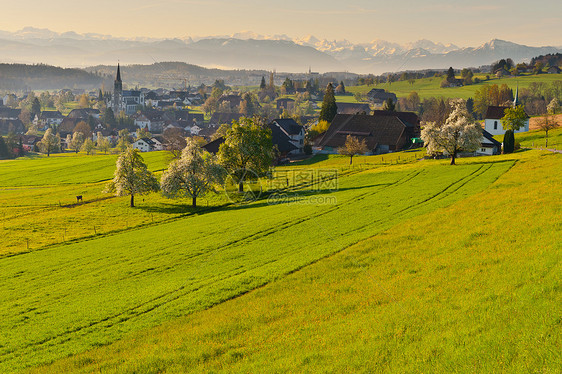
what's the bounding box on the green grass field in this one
[0,152,190,253]
[345,73,562,101]
[0,150,560,373]
[515,127,562,149]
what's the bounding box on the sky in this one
[1,0,561,47]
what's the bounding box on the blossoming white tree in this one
[105,148,159,207]
[161,138,225,207]
[421,99,482,165]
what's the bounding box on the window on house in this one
[494,121,498,130]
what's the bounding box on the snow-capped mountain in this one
[0,28,560,74]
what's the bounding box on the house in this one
[218,95,242,110]
[372,110,421,136]
[0,107,21,120]
[276,98,295,111]
[0,119,26,135]
[547,66,561,74]
[202,137,225,154]
[366,89,397,105]
[58,118,82,136]
[268,124,298,158]
[197,124,219,139]
[141,111,166,133]
[476,130,502,156]
[202,130,296,159]
[269,118,305,154]
[150,137,163,151]
[132,113,151,129]
[209,112,243,127]
[19,134,41,152]
[336,102,371,115]
[132,138,157,152]
[484,106,529,136]
[34,111,64,130]
[314,112,420,154]
[93,129,118,144]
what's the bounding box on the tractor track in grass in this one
[0,170,427,361]
[1,163,510,369]
[345,162,513,237]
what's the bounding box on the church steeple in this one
[116,63,122,83]
[113,63,123,113]
[513,84,519,107]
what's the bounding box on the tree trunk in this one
[192,195,197,207]
[545,131,548,148]
[130,194,135,207]
[238,181,244,193]
[349,155,353,165]
[450,152,456,165]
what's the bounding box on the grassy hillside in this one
[516,127,562,149]
[0,151,525,372]
[490,127,562,150]
[24,150,561,373]
[0,151,425,254]
[0,152,183,253]
[345,73,562,101]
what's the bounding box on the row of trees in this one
[35,128,138,157]
[106,118,274,208]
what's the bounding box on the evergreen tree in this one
[503,130,515,154]
[103,108,116,129]
[319,83,337,123]
[17,137,24,156]
[0,136,11,159]
[446,67,456,83]
[466,98,475,117]
[31,98,41,118]
[260,76,266,90]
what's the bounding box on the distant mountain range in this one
[0,27,561,74]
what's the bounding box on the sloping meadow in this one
[0,156,516,372]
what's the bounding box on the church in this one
[483,88,529,136]
[111,64,145,115]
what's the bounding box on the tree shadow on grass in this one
[221,183,384,212]
[135,202,203,215]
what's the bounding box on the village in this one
[0,61,540,163]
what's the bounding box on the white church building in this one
[483,90,529,136]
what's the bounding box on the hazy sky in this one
[2,0,561,46]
